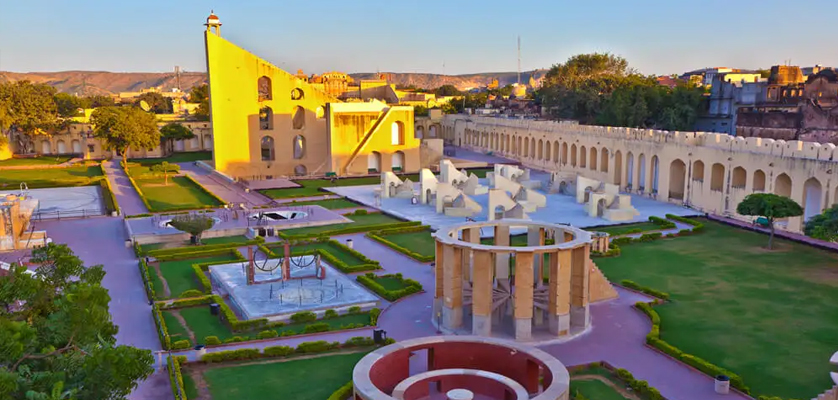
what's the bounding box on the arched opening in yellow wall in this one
[580,146,587,168]
[56,140,67,154]
[430,125,437,138]
[803,177,823,221]
[259,106,273,130]
[368,151,381,173]
[392,151,405,172]
[293,135,305,159]
[416,126,424,139]
[693,160,705,182]
[732,167,746,188]
[537,139,543,160]
[41,140,51,154]
[613,150,622,185]
[637,154,646,190]
[590,147,598,171]
[774,173,792,197]
[626,152,634,187]
[204,134,213,150]
[292,106,305,130]
[651,155,660,192]
[710,163,725,192]
[553,141,559,163]
[561,142,568,165]
[391,121,405,145]
[544,141,551,162]
[71,139,81,154]
[524,137,530,158]
[570,144,577,166]
[753,169,766,191]
[669,159,686,200]
[601,148,609,172]
[261,136,275,161]
[258,76,272,101]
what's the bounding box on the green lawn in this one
[136,176,223,211]
[203,352,365,400]
[0,165,103,189]
[279,213,402,237]
[378,230,435,258]
[373,276,410,291]
[480,233,532,246]
[287,198,361,210]
[595,219,838,399]
[174,307,371,342]
[141,235,251,253]
[267,241,367,267]
[156,252,241,299]
[130,151,212,164]
[0,156,72,166]
[162,311,192,345]
[182,373,198,400]
[587,221,662,236]
[570,379,627,400]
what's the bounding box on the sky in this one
[0,0,835,76]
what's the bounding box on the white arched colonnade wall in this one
[445,115,838,233]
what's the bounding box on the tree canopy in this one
[736,193,803,249]
[433,84,462,97]
[0,81,64,152]
[188,84,209,121]
[134,92,172,114]
[90,106,160,157]
[537,53,706,130]
[804,204,838,242]
[0,243,154,399]
[169,214,215,244]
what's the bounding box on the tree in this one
[736,193,803,249]
[0,243,154,399]
[188,84,209,121]
[0,81,63,153]
[434,84,461,97]
[804,203,838,242]
[169,214,215,244]
[82,95,115,108]
[159,122,194,153]
[90,106,160,158]
[134,92,172,114]
[53,93,84,118]
[150,161,179,185]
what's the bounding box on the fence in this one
[31,208,103,221]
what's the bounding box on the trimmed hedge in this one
[138,258,157,301]
[159,295,216,310]
[183,174,227,207]
[665,214,705,232]
[356,272,422,301]
[613,368,664,400]
[265,239,380,273]
[151,247,244,262]
[635,301,749,394]
[648,215,676,230]
[168,355,188,400]
[369,308,381,325]
[152,303,171,350]
[99,178,120,215]
[172,339,191,350]
[145,238,261,257]
[125,169,154,212]
[367,225,434,262]
[201,337,385,363]
[620,279,670,300]
[591,243,621,258]
[278,220,422,240]
[327,381,354,400]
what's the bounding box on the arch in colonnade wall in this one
[651,155,660,192]
[637,154,646,190]
[553,141,559,163]
[562,142,568,165]
[601,148,609,172]
[710,163,725,192]
[803,177,823,222]
[590,147,598,171]
[753,169,766,191]
[614,150,622,185]
[538,139,543,160]
[580,146,587,168]
[626,152,634,187]
[669,159,686,200]
[570,144,577,166]
[732,167,746,188]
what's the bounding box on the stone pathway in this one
[151,262,172,298]
[178,162,271,208]
[102,160,148,216]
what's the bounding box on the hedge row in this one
[152,303,171,350]
[591,243,621,258]
[138,257,157,302]
[124,169,154,212]
[278,220,422,240]
[665,214,705,232]
[146,237,263,257]
[613,368,665,400]
[327,381,354,400]
[153,248,242,262]
[648,215,676,230]
[168,355,188,400]
[183,174,227,207]
[264,239,381,273]
[620,279,670,300]
[635,302,749,394]
[200,336,393,363]
[357,272,422,301]
[367,226,434,262]
[99,178,120,215]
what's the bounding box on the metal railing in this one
[31,208,103,221]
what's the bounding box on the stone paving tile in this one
[102,160,148,216]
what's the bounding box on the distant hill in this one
[0,69,549,95]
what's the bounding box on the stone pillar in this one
[513,252,534,340]
[442,245,464,330]
[526,227,545,285]
[494,225,511,279]
[548,250,571,335]
[570,246,590,328]
[462,228,480,282]
[471,250,493,336]
[433,240,445,323]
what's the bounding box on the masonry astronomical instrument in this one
[139,100,151,112]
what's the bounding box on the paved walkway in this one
[35,218,172,400]
[102,160,148,216]
[178,162,271,208]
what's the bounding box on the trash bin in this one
[267,228,275,237]
[209,303,220,316]
[714,375,730,394]
[195,345,207,359]
[346,239,354,249]
[258,228,267,237]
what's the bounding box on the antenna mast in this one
[175,66,181,92]
[517,35,521,85]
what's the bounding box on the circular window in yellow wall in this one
[315,106,325,119]
[291,88,304,100]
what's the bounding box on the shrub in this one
[168,356,187,400]
[204,336,221,346]
[353,209,368,215]
[152,304,170,350]
[159,295,215,309]
[327,381,353,400]
[295,340,338,354]
[224,336,246,343]
[263,345,294,357]
[258,330,279,339]
[202,348,260,363]
[648,215,676,230]
[348,306,362,314]
[191,264,212,293]
[138,259,157,302]
[366,226,435,262]
[356,273,423,301]
[665,214,704,232]
[383,337,396,345]
[303,322,330,333]
[178,289,204,299]
[369,308,381,325]
[172,339,191,350]
[343,336,375,347]
[620,280,670,300]
[279,220,422,240]
[290,311,317,324]
[324,309,339,319]
[280,330,297,337]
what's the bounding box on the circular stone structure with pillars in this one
[352,335,570,400]
[432,219,616,341]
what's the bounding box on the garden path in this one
[178,162,270,208]
[102,160,148,215]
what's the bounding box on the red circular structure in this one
[352,336,570,400]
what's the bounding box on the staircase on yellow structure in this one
[588,259,619,303]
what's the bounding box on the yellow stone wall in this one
[204,28,419,179]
